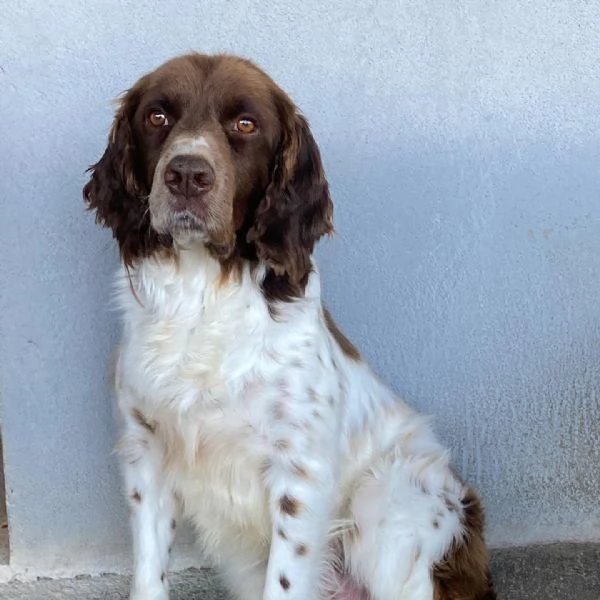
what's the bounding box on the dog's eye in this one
[147,110,169,128]
[235,117,257,134]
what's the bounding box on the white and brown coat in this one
[84,53,495,600]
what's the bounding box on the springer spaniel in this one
[84,53,495,600]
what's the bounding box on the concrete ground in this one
[1,543,598,599]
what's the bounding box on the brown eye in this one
[147,110,168,128]
[235,117,257,134]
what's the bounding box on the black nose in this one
[164,155,215,199]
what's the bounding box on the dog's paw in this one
[129,583,169,600]
[130,593,168,600]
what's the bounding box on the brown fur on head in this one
[83,86,166,265]
[83,53,333,300]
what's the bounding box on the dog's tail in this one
[433,487,496,600]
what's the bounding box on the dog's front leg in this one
[262,390,340,600]
[117,400,178,600]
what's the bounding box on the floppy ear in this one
[83,96,161,265]
[247,109,334,296]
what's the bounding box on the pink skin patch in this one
[330,575,372,600]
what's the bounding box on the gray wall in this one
[2,0,600,575]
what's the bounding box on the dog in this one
[84,52,495,600]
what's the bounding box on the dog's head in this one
[84,53,333,297]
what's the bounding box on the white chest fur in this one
[114,250,340,545]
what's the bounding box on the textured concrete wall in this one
[2,0,600,575]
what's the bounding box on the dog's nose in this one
[164,155,215,199]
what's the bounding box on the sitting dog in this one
[84,52,495,600]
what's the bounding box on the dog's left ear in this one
[247,105,333,295]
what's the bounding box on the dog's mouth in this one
[158,207,236,253]
[169,210,205,230]
[154,209,211,246]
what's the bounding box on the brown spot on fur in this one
[130,490,142,503]
[276,379,291,397]
[433,488,496,600]
[433,520,440,529]
[132,408,156,434]
[323,307,360,361]
[444,496,460,513]
[280,494,300,517]
[279,574,291,590]
[272,402,286,421]
[260,458,272,477]
[291,461,310,480]
[215,255,244,288]
[267,301,282,321]
[295,543,308,556]
[274,439,290,451]
[347,522,360,543]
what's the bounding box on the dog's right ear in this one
[83,92,158,265]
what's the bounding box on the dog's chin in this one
[151,211,236,256]
[153,210,211,245]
